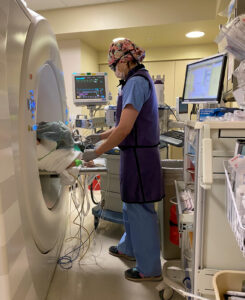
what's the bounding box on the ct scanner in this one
[0,0,69,299]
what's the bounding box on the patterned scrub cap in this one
[108,38,145,69]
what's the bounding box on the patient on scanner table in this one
[36,121,94,185]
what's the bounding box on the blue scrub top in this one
[122,76,151,112]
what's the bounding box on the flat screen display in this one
[73,73,108,106]
[182,54,227,104]
[75,75,106,99]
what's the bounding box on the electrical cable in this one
[90,176,101,205]
[57,126,115,269]
[190,104,197,120]
[163,103,178,121]
[58,179,86,269]
[57,149,107,269]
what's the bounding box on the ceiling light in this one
[185,31,205,38]
[113,37,125,42]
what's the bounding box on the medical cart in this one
[159,121,245,299]
[92,144,168,229]
[91,152,124,228]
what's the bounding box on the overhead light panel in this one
[113,37,125,42]
[186,31,205,38]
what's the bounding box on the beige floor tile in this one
[47,191,183,300]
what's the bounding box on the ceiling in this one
[24,0,229,52]
[56,19,224,52]
[24,0,125,11]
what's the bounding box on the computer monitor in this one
[182,53,227,104]
[72,72,109,106]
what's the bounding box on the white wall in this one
[80,41,99,73]
[57,39,82,118]
[57,39,99,126]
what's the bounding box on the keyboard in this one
[160,130,184,147]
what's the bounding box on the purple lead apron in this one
[116,66,164,203]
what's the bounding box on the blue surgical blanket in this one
[37,121,74,149]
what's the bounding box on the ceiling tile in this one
[61,0,123,7]
[25,0,124,11]
[25,0,65,10]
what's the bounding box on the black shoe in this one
[125,267,163,282]
[109,246,136,261]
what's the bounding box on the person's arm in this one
[95,104,139,155]
[84,127,115,145]
[100,127,115,140]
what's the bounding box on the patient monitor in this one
[72,72,109,129]
[72,72,109,106]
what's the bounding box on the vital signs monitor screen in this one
[182,54,227,103]
[73,72,108,106]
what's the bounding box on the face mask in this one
[115,68,125,79]
[115,63,126,79]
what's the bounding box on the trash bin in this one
[213,270,245,300]
[159,159,184,260]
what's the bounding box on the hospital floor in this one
[47,192,183,300]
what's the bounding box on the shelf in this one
[162,260,188,297]
[183,248,192,262]
[174,180,194,229]
[39,166,107,176]
[224,163,245,256]
[186,153,196,166]
[187,120,245,130]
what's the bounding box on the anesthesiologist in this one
[83,38,164,282]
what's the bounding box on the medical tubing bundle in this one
[58,142,108,269]
[58,176,106,269]
[57,173,94,269]
[58,177,89,269]
[164,103,178,121]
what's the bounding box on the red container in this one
[169,204,179,246]
[88,175,101,191]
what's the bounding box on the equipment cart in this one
[91,152,124,229]
[91,144,167,229]
[158,121,245,300]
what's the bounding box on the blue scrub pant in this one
[117,202,162,277]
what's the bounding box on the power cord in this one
[57,158,107,269]
[163,104,178,121]
[58,178,88,269]
[190,104,197,120]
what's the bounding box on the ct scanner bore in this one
[0,1,69,299]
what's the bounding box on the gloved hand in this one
[85,134,101,145]
[83,149,99,162]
